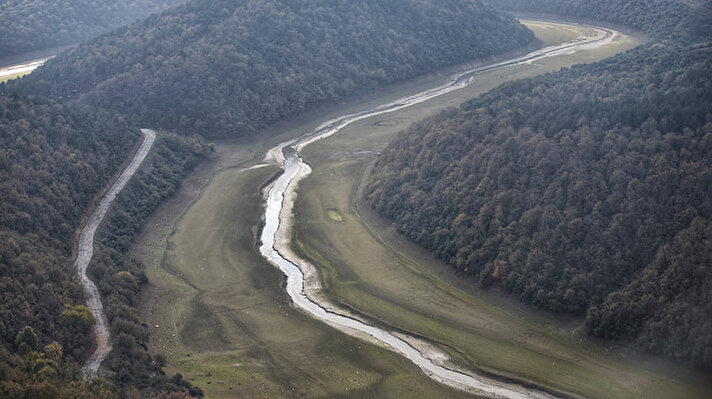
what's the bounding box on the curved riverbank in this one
[258,22,616,398]
[0,44,73,82]
[76,129,156,378]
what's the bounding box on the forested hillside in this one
[0,96,132,397]
[365,40,712,366]
[0,95,209,397]
[0,0,188,57]
[11,0,535,138]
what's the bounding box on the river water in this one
[259,22,616,398]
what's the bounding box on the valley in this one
[2,0,710,397]
[130,19,712,398]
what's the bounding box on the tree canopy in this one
[0,95,128,396]
[0,0,188,57]
[10,0,535,138]
[0,94,209,397]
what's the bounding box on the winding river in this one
[259,22,616,398]
[76,129,156,378]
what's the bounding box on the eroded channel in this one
[259,22,618,398]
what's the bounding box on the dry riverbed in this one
[128,19,712,399]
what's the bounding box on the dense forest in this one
[0,96,132,397]
[366,31,712,366]
[0,94,209,397]
[0,0,188,58]
[10,0,535,138]
[0,0,540,395]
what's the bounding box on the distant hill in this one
[0,0,188,57]
[10,0,535,138]
[365,37,712,365]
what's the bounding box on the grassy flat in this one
[525,21,583,45]
[136,140,474,398]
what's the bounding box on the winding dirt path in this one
[259,22,618,398]
[76,129,156,379]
